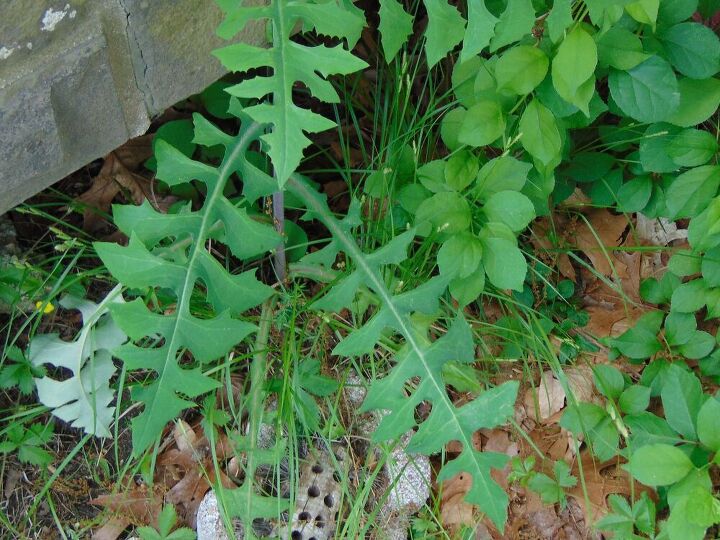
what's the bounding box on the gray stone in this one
[196,490,244,540]
[0,1,264,214]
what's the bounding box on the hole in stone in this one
[309,538,317,540]
[315,516,326,528]
[299,511,311,521]
[334,510,339,521]
[332,471,341,483]
[334,452,344,461]
[323,494,334,508]
[307,485,320,497]
[312,463,323,474]
[291,531,302,540]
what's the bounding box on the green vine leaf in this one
[489,0,535,52]
[214,0,368,186]
[460,0,498,61]
[29,288,127,438]
[379,0,415,61]
[424,0,466,67]
[608,56,679,124]
[288,175,520,530]
[95,118,278,453]
[546,0,573,43]
[552,26,597,115]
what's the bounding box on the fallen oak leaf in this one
[77,152,153,232]
[531,216,576,280]
[91,484,165,529]
[439,471,475,532]
[91,516,132,540]
[158,427,235,528]
[524,371,565,423]
[573,209,629,276]
[567,451,653,524]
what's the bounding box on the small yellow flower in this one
[35,301,55,314]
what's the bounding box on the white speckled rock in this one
[344,371,431,539]
[196,490,244,540]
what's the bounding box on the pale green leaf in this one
[668,129,719,167]
[438,233,483,278]
[608,56,679,124]
[661,364,704,440]
[596,27,651,70]
[626,444,694,486]
[607,311,664,359]
[660,22,720,79]
[625,0,659,28]
[666,165,720,219]
[546,0,573,43]
[379,0,414,61]
[29,289,126,438]
[416,192,472,235]
[458,101,505,147]
[480,226,527,291]
[475,156,532,199]
[495,46,549,95]
[424,0,466,67]
[460,0,499,61]
[519,99,563,167]
[667,77,720,128]
[697,397,720,451]
[483,191,536,232]
[445,150,480,191]
[552,27,598,115]
[670,279,708,313]
[489,0,535,52]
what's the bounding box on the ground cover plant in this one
[1,0,720,538]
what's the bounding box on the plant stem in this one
[272,190,287,283]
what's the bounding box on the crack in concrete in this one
[117,0,155,114]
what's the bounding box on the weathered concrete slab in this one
[0,1,264,214]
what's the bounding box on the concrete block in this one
[0,0,265,213]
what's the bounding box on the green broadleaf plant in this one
[30,0,720,535]
[213,0,368,185]
[287,176,520,529]
[29,288,127,437]
[96,119,278,453]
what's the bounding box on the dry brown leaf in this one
[77,152,153,232]
[567,452,652,524]
[440,471,475,531]
[523,424,568,463]
[446,430,482,454]
[483,430,518,493]
[111,133,154,169]
[93,420,234,534]
[583,304,645,340]
[91,485,164,528]
[91,516,132,540]
[173,420,198,454]
[573,209,629,276]
[158,430,235,528]
[564,366,596,405]
[524,371,565,423]
[531,217,576,280]
[635,214,687,246]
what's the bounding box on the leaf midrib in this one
[289,175,505,524]
[135,123,264,452]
